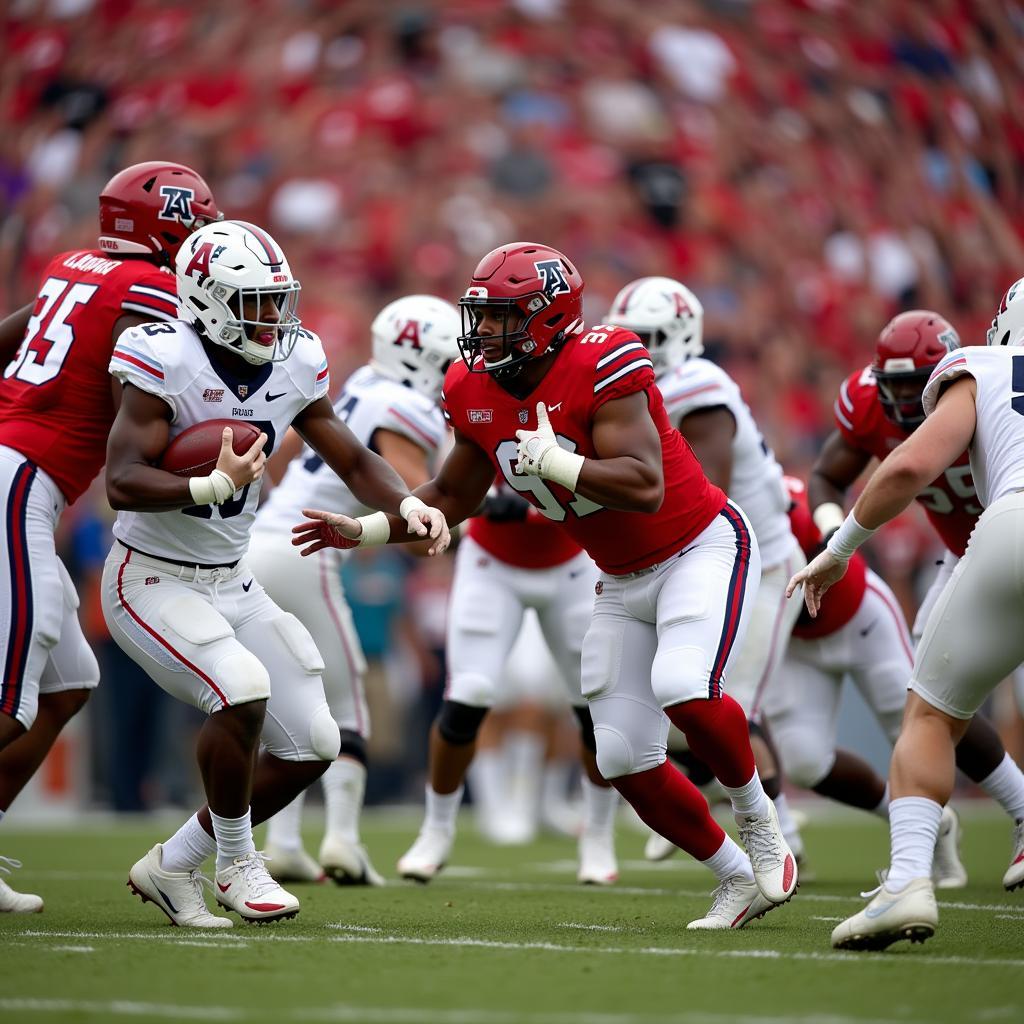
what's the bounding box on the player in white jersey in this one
[605,277,806,861]
[101,222,449,928]
[789,278,1024,950]
[250,294,456,886]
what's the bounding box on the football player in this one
[0,161,220,913]
[770,477,964,885]
[102,221,448,927]
[809,310,1024,887]
[790,282,1024,949]
[250,294,458,886]
[605,278,806,862]
[397,477,619,887]
[295,242,797,929]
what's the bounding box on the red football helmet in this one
[873,310,960,429]
[457,242,584,376]
[98,161,221,265]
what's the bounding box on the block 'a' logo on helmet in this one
[159,185,196,222]
[534,258,570,299]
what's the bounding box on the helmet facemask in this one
[458,293,550,379]
[874,364,932,430]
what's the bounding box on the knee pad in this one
[572,705,597,754]
[214,650,271,705]
[309,703,342,761]
[772,725,833,790]
[273,613,326,674]
[650,646,711,708]
[437,700,488,746]
[593,725,665,780]
[445,671,497,708]
[338,727,367,766]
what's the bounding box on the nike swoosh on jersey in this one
[266,392,286,402]
[242,579,253,592]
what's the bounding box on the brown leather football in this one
[158,419,264,477]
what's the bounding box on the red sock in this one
[611,761,725,861]
[666,695,755,788]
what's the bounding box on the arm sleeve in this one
[109,327,177,417]
[922,352,973,416]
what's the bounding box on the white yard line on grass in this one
[557,922,625,932]
[49,945,95,953]
[10,928,1024,970]
[0,999,240,1020]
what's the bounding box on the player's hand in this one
[515,402,558,477]
[786,549,849,618]
[404,505,451,556]
[215,427,267,489]
[291,508,362,555]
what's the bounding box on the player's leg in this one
[0,455,73,913]
[651,505,797,906]
[833,498,1024,950]
[538,552,619,885]
[102,548,276,927]
[398,538,524,881]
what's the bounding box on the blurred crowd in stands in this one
[4,0,1024,810]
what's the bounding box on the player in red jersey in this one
[0,162,220,912]
[809,310,1024,878]
[296,242,798,928]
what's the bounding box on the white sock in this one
[978,753,1024,823]
[505,730,545,828]
[723,771,770,820]
[161,813,217,873]
[211,809,257,872]
[702,834,754,884]
[541,759,574,808]
[580,777,618,837]
[265,790,306,852]
[873,783,891,820]
[886,796,942,891]
[772,793,803,857]
[423,784,464,834]
[322,758,366,844]
[467,748,507,828]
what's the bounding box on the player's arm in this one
[807,429,872,538]
[789,377,977,615]
[677,406,735,491]
[105,384,266,512]
[0,302,33,363]
[293,396,449,546]
[372,429,432,490]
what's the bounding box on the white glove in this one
[515,402,585,492]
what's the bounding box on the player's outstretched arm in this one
[789,378,977,615]
[105,384,266,511]
[807,429,872,538]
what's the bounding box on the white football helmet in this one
[604,276,704,374]
[176,220,301,365]
[370,294,460,401]
[987,277,1024,347]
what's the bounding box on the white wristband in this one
[812,502,845,538]
[188,469,236,506]
[540,446,585,492]
[355,510,391,547]
[399,495,427,521]
[826,512,876,561]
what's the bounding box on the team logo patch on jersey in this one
[203,388,224,403]
[159,185,195,222]
[469,409,493,423]
[237,385,248,399]
[145,576,160,586]
[518,408,529,424]
[594,581,603,595]
[534,258,570,298]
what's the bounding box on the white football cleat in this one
[643,830,678,863]
[577,830,618,886]
[127,845,230,928]
[263,843,325,884]
[215,852,300,923]
[687,873,778,930]
[319,835,385,886]
[831,877,937,951]
[0,858,42,914]
[932,805,968,889]
[1004,819,1024,892]
[397,828,453,883]
[736,801,798,904]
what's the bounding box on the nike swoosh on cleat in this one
[864,901,896,919]
[245,901,286,912]
[217,882,231,893]
[731,902,754,927]
[155,885,179,913]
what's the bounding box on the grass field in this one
[0,804,1021,1024]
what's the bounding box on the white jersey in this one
[924,345,1024,507]
[109,320,330,564]
[658,358,795,567]
[255,365,445,536]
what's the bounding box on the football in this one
[158,419,264,477]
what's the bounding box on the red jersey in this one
[785,477,866,640]
[443,325,727,575]
[834,365,980,556]
[467,478,582,569]
[0,250,177,504]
